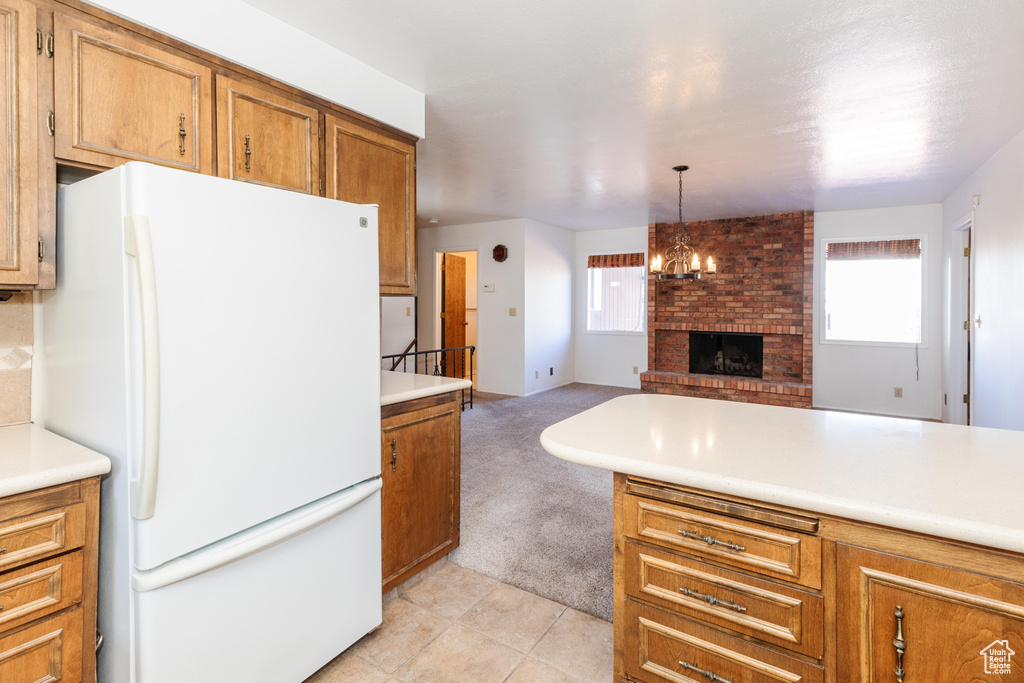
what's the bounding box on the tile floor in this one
[305,560,613,683]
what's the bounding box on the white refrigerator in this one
[41,163,383,683]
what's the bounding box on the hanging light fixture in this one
[650,165,717,281]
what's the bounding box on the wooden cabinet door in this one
[325,115,415,294]
[216,76,319,194]
[838,544,1024,682]
[380,398,460,592]
[0,0,38,286]
[53,14,212,173]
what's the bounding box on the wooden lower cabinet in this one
[838,544,1024,682]
[380,393,461,592]
[615,474,1024,683]
[0,478,100,683]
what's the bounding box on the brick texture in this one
[642,211,813,407]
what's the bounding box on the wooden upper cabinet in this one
[325,115,415,294]
[53,14,213,173]
[215,76,319,194]
[0,0,39,287]
[837,543,1024,682]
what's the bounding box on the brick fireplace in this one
[641,211,813,407]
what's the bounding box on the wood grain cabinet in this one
[838,544,1024,683]
[380,393,461,592]
[325,115,416,294]
[0,477,100,683]
[615,474,1024,683]
[616,477,824,682]
[0,0,40,287]
[53,14,213,173]
[216,76,320,194]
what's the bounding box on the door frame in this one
[949,214,974,425]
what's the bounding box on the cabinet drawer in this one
[623,600,823,683]
[625,541,823,659]
[625,494,821,589]
[0,551,84,633]
[0,504,85,572]
[0,608,83,683]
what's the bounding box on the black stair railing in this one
[381,345,475,410]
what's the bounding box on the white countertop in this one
[381,370,472,406]
[540,394,1024,554]
[0,424,111,498]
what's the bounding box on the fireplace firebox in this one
[689,332,763,378]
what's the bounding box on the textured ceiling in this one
[245,0,1024,230]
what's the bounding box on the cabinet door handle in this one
[893,605,906,681]
[679,529,745,552]
[679,586,748,613]
[244,134,252,172]
[47,111,55,137]
[390,438,397,471]
[178,113,186,155]
[679,660,733,683]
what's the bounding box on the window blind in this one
[587,252,646,269]
[826,239,921,261]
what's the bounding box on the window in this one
[823,238,923,344]
[587,252,646,332]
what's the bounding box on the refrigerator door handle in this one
[124,215,162,520]
[132,477,382,592]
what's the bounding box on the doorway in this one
[439,250,478,384]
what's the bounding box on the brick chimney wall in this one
[641,211,813,407]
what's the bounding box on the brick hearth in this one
[641,211,813,407]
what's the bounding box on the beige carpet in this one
[449,383,640,622]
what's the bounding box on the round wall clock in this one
[492,244,508,262]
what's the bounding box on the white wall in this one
[418,220,527,396]
[942,127,1024,431]
[380,296,415,372]
[573,227,648,388]
[813,205,944,419]
[87,0,424,138]
[524,221,574,395]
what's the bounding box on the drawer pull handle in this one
[679,660,734,682]
[679,529,745,552]
[679,586,748,613]
[893,605,906,682]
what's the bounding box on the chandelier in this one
[650,165,717,281]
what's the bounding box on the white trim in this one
[820,233,929,348]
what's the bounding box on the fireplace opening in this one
[689,332,763,378]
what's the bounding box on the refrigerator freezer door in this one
[131,485,382,683]
[120,163,381,570]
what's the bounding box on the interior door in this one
[441,253,466,378]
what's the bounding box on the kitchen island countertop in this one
[0,423,111,498]
[381,370,472,406]
[540,393,1024,554]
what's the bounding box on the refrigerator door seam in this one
[124,214,162,520]
[131,477,382,592]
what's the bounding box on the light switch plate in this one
[509,307,517,316]
[483,283,495,292]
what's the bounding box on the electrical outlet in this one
[535,370,539,379]
[509,307,517,316]
[405,307,411,316]
[894,387,903,398]
[633,366,639,374]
